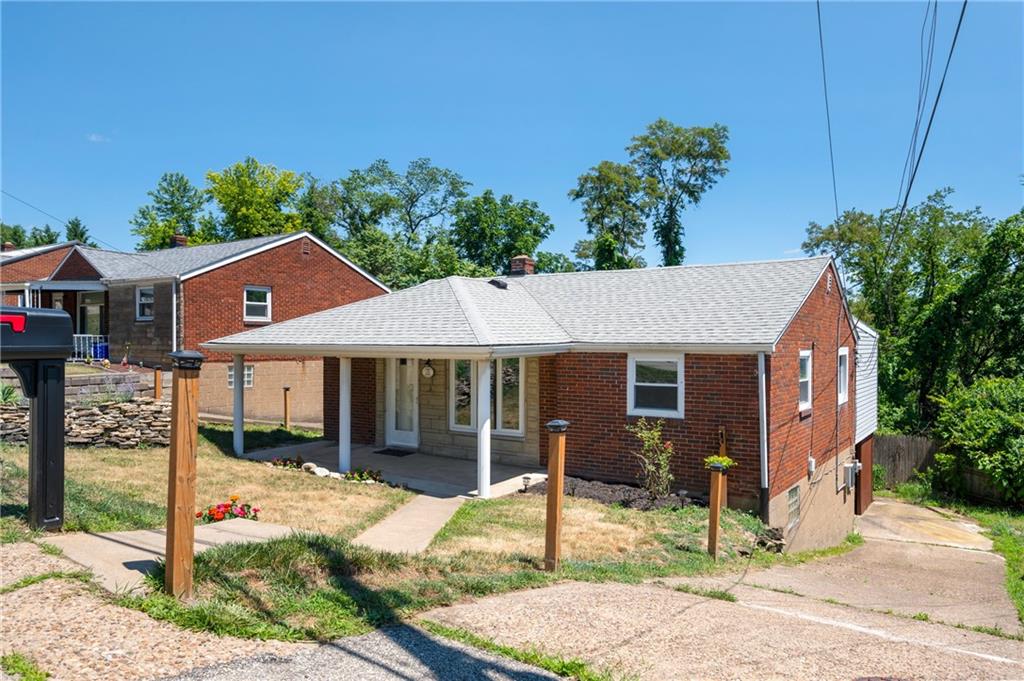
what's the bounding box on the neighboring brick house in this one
[5,232,388,423]
[205,255,880,552]
[0,241,80,306]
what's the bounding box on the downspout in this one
[757,351,769,523]
[171,278,179,352]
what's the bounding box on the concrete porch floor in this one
[244,441,545,499]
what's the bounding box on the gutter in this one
[757,351,770,522]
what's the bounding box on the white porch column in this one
[338,357,352,473]
[476,359,492,499]
[232,354,244,456]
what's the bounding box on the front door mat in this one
[374,448,417,457]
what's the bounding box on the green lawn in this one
[881,481,1024,625]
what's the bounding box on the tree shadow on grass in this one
[197,423,323,457]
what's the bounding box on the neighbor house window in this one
[243,286,271,322]
[798,350,813,411]
[449,358,524,436]
[787,486,801,526]
[837,347,849,405]
[135,286,154,321]
[627,354,684,419]
[227,364,254,389]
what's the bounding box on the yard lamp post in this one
[283,385,291,430]
[544,419,570,572]
[165,350,205,600]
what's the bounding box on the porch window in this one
[627,354,684,419]
[77,291,105,335]
[244,286,271,322]
[449,358,524,436]
[837,347,849,405]
[799,350,813,411]
[135,286,154,321]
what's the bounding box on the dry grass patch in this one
[1,435,411,538]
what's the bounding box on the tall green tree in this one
[206,157,304,239]
[64,217,97,247]
[335,161,399,238]
[534,250,577,274]
[452,190,554,273]
[130,173,212,250]
[1,223,27,248]
[27,225,60,246]
[381,158,469,243]
[568,161,649,270]
[627,119,730,266]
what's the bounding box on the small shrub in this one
[0,384,19,406]
[270,456,304,470]
[197,495,260,524]
[872,463,887,491]
[933,377,1024,505]
[343,468,383,483]
[625,417,674,498]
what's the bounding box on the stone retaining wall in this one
[0,369,155,403]
[0,397,171,448]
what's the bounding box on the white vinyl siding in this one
[627,354,684,419]
[855,323,879,443]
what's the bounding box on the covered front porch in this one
[2,279,110,361]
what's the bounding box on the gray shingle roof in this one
[205,256,833,352]
[0,241,77,264]
[76,234,290,281]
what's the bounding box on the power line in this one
[815,0,841,223]
[896,0,939,207]
[2,189,72,228]
[884,0,968,260]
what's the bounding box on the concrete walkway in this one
[43,518,293,593]
[353,496,465,554]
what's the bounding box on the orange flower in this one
[229,494,240,503]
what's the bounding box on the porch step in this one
[352,495,465,554]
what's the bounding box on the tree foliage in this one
[568,161,649,270]
[130,172,213,250]
[27,225,60,246]
[205,157,303,239]
[452,190,554,273]
[803,189,1021,432]
[1,223,27,248]
[64,217,97,247]
[628,119,730,265]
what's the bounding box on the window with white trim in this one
[798,350,813,411]
[227,364,254,389]
[135,286,154,321]
[243,286,271,322]
[448,358,524,436]
[627,354,684,418]
[837,347,849,405]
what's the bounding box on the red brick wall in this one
[181,236,386,362]
[0,246,72,283]
[539,352,763,502]
[50,250,101,280]
[767,262,857,497]
[323,357,376,444]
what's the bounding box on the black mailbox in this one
[1,306,73,530]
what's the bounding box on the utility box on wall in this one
[0,307,73,529]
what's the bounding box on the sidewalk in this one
[43,518,293,592]
[353,496,465,554]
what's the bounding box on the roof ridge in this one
[514,278,576,343]
[489,254,831,280]
[448,277,492,345]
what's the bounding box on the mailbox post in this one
[0,307,73,530]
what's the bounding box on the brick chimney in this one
[1,241,15,252]
[170,234,188,248]
[510,254,535,276]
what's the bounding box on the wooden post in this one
[164,350,205,600]
[544,419,569,572]
[283,386,291,430]
[718,426,728,509]
[707,463,725,560]
[153,365,162,401]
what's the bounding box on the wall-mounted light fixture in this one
[421,359,435,379]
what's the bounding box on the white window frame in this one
[837,347,849,405]
[627,353,685,419]
[243,286,272,322]
[448,357,525,437]
[227,364,254,389]
[798,349,813,411]
[135,286,154,321]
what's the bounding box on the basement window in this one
[627,354,684,419]
[244,286,272,322]
[135,286,154,321]
[837,347,849,405]
[448,358,524,436]
[227,364,254,389]
[798,350,813,411]
[787,486,801,527]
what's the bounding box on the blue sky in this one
[2,1,1021,264]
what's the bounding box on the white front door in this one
[385,358,419,448]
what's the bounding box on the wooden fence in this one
[873,434,938,487]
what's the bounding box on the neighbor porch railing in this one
[71,334,110,361]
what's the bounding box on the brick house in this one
[1,241,81,306]
[1,232,388,423]
[205,255,879,551]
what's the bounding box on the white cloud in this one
[783,247,803,255]
[86,133,111,143]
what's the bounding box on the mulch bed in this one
[523,476,694,511]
